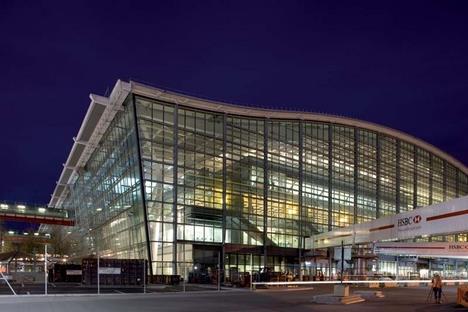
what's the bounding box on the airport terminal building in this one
[50,80,468,277]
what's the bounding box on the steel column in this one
[132,95,154,276]
[396,140,401,213]
[413,147,418,209]
[376,134,381,218]
[429,154,433,205]
[443,160,447,202]
[298,120,304,280]
[221,113,227,280]
[353,128,359,224]
[263,120,269,268]
[328,125,333,231]
[172,104,179,275]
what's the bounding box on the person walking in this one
[431,273,443,304]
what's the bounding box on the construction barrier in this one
[457,286,468,307]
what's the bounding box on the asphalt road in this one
[0,285,465,312]
[0,283,146,295]
[0,282,220,295]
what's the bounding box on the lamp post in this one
[97,242,100,295]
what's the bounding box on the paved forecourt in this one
[0,285,463,312]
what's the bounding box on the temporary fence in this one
[82,258,146,287]
[49,264,82,283]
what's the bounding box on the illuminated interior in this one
[57,82,468,277]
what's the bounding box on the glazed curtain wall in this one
[134,95,468,275]
[62,99,147,260]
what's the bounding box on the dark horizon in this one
[1,0,468,206]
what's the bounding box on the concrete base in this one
[333,285,350,296]
[312,294,365,305]
[312,285,365,305]
[406,282,419,287]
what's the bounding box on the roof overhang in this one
[48,80,130,207]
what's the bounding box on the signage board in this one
[375,242,468,257]
[98,267,121,275]
[66,270,82,276]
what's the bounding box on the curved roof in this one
[132,81,468,174]
[49,80,468,208]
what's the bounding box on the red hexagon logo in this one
[413,215,422,224]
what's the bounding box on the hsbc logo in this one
[398,215,422,227]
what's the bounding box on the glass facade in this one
[62,99,147,259]
[60,91,468,277]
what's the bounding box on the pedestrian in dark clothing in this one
[431,273,443,304]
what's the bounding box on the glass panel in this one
[331,126,354,228]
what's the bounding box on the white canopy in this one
[307,195,468,249]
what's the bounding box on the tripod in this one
[425,287,448,304]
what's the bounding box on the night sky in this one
[1,0,468,208]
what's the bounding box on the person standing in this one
[431,273,443,304]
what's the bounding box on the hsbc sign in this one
[397,215,422,227]
[396,214,423,233]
